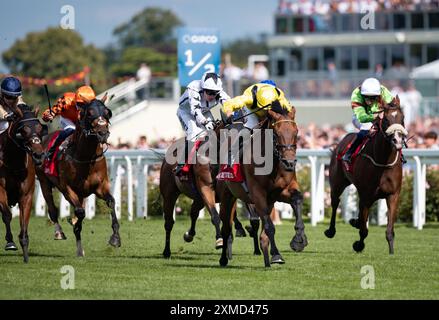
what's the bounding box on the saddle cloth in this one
[43,131,61,177]
[216,164,244,182]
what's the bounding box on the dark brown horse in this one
[0,104,47,262]
[219,105,308,267]
[161,122,226,258]
[324,96,406,254]
[35,99,120,257]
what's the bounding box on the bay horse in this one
[35,99,120,257]
[0,104,47,262]
[161,120,257,258]
[324,96,406,254]
[161,121,227,258]
[219,103,308,267]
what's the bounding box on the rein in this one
[361,110,405,168]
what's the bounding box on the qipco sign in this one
[178,27,221,87]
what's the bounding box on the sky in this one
[0,0,277,72]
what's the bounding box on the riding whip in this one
[43,83,53,122]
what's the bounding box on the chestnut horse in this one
[324,96,406,254]
[35,99,120,257]
[219,104,308,267]
[0,104,47,262]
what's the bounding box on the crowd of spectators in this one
[109,113,438,152]
[277,0,439,15]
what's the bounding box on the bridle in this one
[271,119,298,171]
[7,117,45,155]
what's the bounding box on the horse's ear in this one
[268,109,280,121]
[288,106,296,119]
[34,106,40,117]
[395,95,400,104]
[101,92,108,104]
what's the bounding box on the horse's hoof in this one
[290,234,308,252]
[23,255,29,264]
[235,228,246,237]
[54,231,67,240]
[215,238,223,249]
[5,242,18,251]
[324,228,336,239]
[254,250,261,256]
[76,249,85,257]
[349,219,359,229]
[183,232,194,243]
[163,249,171,259]
[271,254,285,264]
[353,241,365,253]
[109,234,121,247]
[219,256,228,267]
[245,225,256,238]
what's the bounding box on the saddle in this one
[43,132,72,176]
[174,140,203,181]
[337,137,370,172]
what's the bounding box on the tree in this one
[113,7,183,51]
[2,27,107,103]
[223,36,268,68]
[110,47,177,77]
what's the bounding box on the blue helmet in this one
[259,79,277,87]
[1,76,22,97]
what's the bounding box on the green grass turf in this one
[0,216,438,300]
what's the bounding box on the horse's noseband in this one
[272,119,298,172]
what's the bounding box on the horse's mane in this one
[17,104,33,112]
[270,100,289,115]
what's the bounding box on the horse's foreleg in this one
[18,192,33,263]
[245,204,261,255]
[324,180,349,239]
[39,176,66,240]
[105,193,121,248]
[64,187,85,257]
[290,190,308,252]
[198,184,222,248]
[0,193,17,251]
[260,209,284,265]
[233,214,246,237]
[386,193,399,255]
[219,188,235,267]
[184,199,204,243]
[162,189,179,259]
[353,202,370,253]
[96,181,121,247]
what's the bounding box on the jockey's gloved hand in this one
[5,112,16,122]
[224,116,233,125]
[205,121,215,131]
[195,113,207,126]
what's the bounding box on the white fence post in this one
[309,156,325,226]
[377,199,388,226]
[136,157,147,218]
[125,156,134,221]
[60,195,70,218]
[85,194,96,219]
[34,180,47,217]
[341,184,357,223]
[413,156,426,230]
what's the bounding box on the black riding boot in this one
[342,135,364,164]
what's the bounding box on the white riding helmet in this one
[201,72,223,92]
[360,78,381,96]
